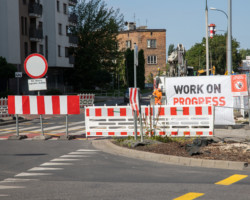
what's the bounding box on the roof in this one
[119,29,166,34]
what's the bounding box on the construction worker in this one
[152,88,162,105]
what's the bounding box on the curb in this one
[92,139,250,171]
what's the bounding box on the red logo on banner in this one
[231,74,248,95]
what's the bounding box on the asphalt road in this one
[0,140,249,200]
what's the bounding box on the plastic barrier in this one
[85,105,214,137]
[0,98,11,118]
[8,95,80,115]
[78,94,95,108]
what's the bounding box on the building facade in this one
[117,23,166,81]
[0,0,77,94]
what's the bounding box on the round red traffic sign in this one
[24,53,48,79]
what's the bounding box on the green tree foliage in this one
[168,44,175,56]
[239,49,250,60]
[66,0,124,90]
[0,56,17,93]
[137,49,145,89]
[185,35,241,75]
[125,49,145,89]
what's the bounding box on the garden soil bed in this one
[114,139,250,163]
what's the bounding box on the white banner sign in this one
[28,78,47,91]
[165,76,235,125]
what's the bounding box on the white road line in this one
[15,172,52,177]
[0,194,9,197]
[50,158,80,162]
[69,121,85,126]
[19,126,40,131]
[28,167,63,171]
[40,162,73,166]
[69,152,96,155]
[1,178,38,183]
[0,138,7,140]
[77,149,100,152]
[0,185,25,189]
[60,155,89,158]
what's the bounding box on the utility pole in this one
[205,0,210,76]
[227,0,232,75]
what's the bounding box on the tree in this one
[124,49,145,89]
[185,35,241,75]
[0,56,17,93]
[137,49,145,89]
[67,0,124,90]
[168,44,175,56]
[239,49,250,60]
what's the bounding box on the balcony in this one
[69,55,75,64]
[28,3,43,17]
[68,13,78,25]
[69,0,77,6]
[68,34,78,46]
[29,26,43,41]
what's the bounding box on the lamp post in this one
[210,0,232,75]
[205,0,209,76]
[210,7,228,74]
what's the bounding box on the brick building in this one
[117,23,166,82]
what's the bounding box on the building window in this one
[63,4,67,14]
[147,55,157,64]
[57,1,60,12]
[24,17,27,35]
[24,42,28,58]
[58,45,61,57]
[65,47,69,57]
[147,39,156,48]
[23,0,26,5]
[21,17,24,35]
[126,40,131,48]
[39,44,44,55]
[58,23,62,35]
[45,36,48,60]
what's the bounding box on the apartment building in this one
[117,23,166,81]
[0,0,78,94]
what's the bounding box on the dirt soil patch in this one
[113,138,250,163]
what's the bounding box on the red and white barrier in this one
[78,94,95,108]
[0,98,11,118]
[85,105,214,137]
[8,95,80,115]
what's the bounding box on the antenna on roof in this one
[133,13,136,23]
[146,19,148,26]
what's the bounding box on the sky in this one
[104,0,250,52]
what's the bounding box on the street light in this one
[210,7,228,19]
[210,6,230,75]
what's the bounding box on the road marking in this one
[0,194,9,196]
[69,152,96,155]
[215,174,248,185]
[28,167,63,171]
[1,178,38,183]
[173,192,204,200]
[15,172,52,177]
[77,149,100,152]
[40,162,73,166]
[50,158,80,162]
[60,155,89,158]
[0,185,25,189]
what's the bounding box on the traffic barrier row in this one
[78,94,95,108]
[85,105,214,137]
[8,95,80,115]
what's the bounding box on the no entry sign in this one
[24,53,48,79]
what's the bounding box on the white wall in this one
[42,0,72,68]
[0,0,21,64]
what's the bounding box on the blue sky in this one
[105,0,250,51]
